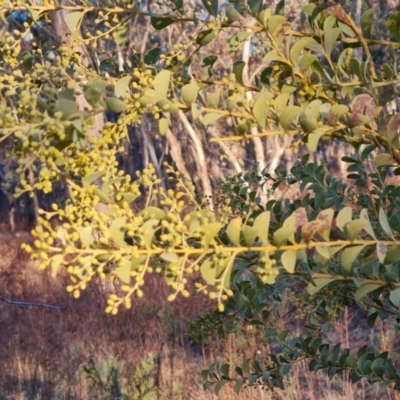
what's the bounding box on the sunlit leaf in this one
[379,208,394,239]
[154,70,170,98]
[279,106,301,130]
[354,284,382,303]
[200,257,216,285]
[341,245,365,271]
[389,288,400,308]
[66,12,83,33]
[114,76,131,99]
[337,207,352,231]
[253,211,270,244]
[281,250,296,273]
[226,217,242,246]
[359,209,376,239]
[204,223,223,248]
[324,27,341,55]
[301,220,323,243]
[307,278,334,296]
[105,97,127,113]
[344,219,367,241]
[315,209,334,241]
[116,259,131,284]
[376,242,387,264]
[109,217,127,248]
[181,82,200,106]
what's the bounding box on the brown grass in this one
[0,230,399,400]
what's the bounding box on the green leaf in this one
[80,226,94,248]
[373,154,395,167]
[267,15,286,34]
[290,39,307,65]
[253,94,270,129]
[324,27,341,55]
[226,5,241,23]
[105,97,127,113]
[315,209,334,241]
[142,219,159,249]
[226,217,242,246]
[302,220,323,243]
[299,54,317,71]
[274,226,295,246]
[114,76,131,99]
[253,211,270,244]
[354,284,382,303]
[202,56,218,77]
[65,11,83,33]
[279,363,291,377]
[192,103,202,120]
[54,99,78,120]
[307,278,334,296]
[385,247,400,264]
[160,252,179,262]
[201,0,218,17]
[93,189,111,204]
[341,245,365,271]
[241,225,258,247]
[181,82,199,106]
[281,250,296,273]
[159,117,169,135]
[144,47,161,65]
[233,61,246,85]
[234,378,245,394]
[387,12,400,41]
[109,217,127,248]
[279,106,300,130]
[172,0,183,12]
[196,29,217,46]
[214,381,227,395]
[360,9,374,39]
[200,257,216,285]
[82,171,105,188]
[307,130,324,152]
[379,208,394,239]
[202,113,221,128]
[113,20,130,47]
[207,89,220,108]
[50,255,63,278]
[139,206,166,220]
[116,259,131,284]
[156,99,179,113]
[367,312,378,328]
[389,288,400,308]
[376,242,387,264]
[228,31,252,52]
[263,50,285,63]
[154,70,170,98]
[204,223,223,248]
[344,219,367,241]
[359,209,376,239]
[150,16,175,30]
[337,207,352,231]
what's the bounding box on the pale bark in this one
[178,111,213,209]
[165,129,191,183]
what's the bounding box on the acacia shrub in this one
[1,0,400,395]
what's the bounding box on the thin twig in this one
[0,294,67,310]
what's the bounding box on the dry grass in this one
[0,230,399,400]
